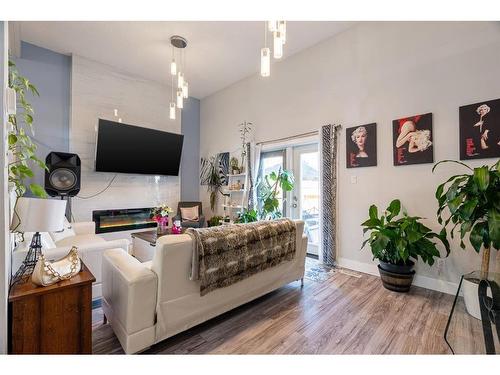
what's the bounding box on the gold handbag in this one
[32,246,82,286]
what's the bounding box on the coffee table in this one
[131,228,185,262]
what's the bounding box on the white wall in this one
[200,22,500,294]
[70,55,181,221]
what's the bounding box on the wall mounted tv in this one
[95,119,184,176]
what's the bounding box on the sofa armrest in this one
[102,248,157,335]
[72,221,96,235]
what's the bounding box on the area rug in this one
[304,256,336,282]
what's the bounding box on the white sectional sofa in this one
[102,220,308,354]
[12,220,130,299]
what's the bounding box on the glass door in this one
[290,144,320,257]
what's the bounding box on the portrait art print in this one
[459,98,500,160]
[346,123,377,168]
[392,113,433,166]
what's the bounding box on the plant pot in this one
[378,261,415,293]
[379,260,414,274]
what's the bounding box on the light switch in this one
[350,175,357,184]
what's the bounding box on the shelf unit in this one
[222,172,248,221]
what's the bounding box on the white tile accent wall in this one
[70,55,181,222]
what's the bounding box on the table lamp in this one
[10,197,67,285]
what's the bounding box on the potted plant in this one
[361,199,450,292]
[235,208,258,223]
[230,156,240,175]
[434,159,499,318]
[257,168,295,220]
[207,216,223,227]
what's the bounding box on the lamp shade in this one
[10,198,67,233]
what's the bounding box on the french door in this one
[289,143,320,257]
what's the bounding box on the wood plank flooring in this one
[92,264,489,354]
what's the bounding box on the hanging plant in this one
[200,155,224,211]
[8,60,47,198]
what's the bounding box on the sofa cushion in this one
[49,218,76,243]
[56,233,106,247]
[180,206,199,221]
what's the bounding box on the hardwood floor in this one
[92,263,488,354]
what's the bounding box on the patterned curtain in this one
[245,142,261,211]
[320,124,341,266]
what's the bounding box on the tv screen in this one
[95,119,184,176]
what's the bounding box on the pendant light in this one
[273,30,283,59]
[260,23,270,77]
[176,88,184,109]
[268,21,278,32]
[278,21,286,44]
[170,35,188,120]
[170,45,177,75]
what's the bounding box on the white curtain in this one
[244,142,261,211]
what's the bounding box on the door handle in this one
[292,203,297,208]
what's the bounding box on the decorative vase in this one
[157,216,168,233]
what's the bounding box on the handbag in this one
[32,246,82,286]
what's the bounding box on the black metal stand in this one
[478,279,500,354]
[444,275,464,354]
[10,231,43,286]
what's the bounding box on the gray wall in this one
[181,97,200,201]
[15,42,71,191]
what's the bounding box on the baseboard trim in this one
[337,257,459,295]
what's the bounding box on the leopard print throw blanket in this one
[187,219,296,296]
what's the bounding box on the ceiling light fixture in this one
[170,35,188,120]
[261,21,287,77]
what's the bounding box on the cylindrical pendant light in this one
[279,21,286,44]
[273,31,283,59]
[178,72,184,89]
[176,89,183,109]
[268,21,278,32]
[170,60,177,75]
[169,102,176,120]
[182,81,189,98]
[260,47,270,77]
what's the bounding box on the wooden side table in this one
[8,261,95,354]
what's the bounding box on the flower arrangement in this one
[151,204,173,230]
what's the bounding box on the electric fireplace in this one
[92,208,156,234]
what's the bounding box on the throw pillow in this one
[180,206,199,221]
[49,218,76,243]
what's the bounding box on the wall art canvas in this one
[346,123,377,168]
[392,113,433,166]
[200,152,230,186]
[459,98,500,160]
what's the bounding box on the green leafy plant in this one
[207,216,223,227]
[8,60,47,198]
[235,208,259,223]
[230,156,240,174]
[361,199,450,266]
[200,155,224,211]
[257,168,295,220]
[433,159,499,272]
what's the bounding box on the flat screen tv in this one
[95,119,184,176]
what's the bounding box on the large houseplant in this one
[257,168,294,220]
[361,199,450,292]
[200,155,225,211]
[8,60,46,198]
[433,159,499,318]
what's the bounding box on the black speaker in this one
[45,152,81,197]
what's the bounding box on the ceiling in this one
[16,21,355,99]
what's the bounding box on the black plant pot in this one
[378,260,415,293]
